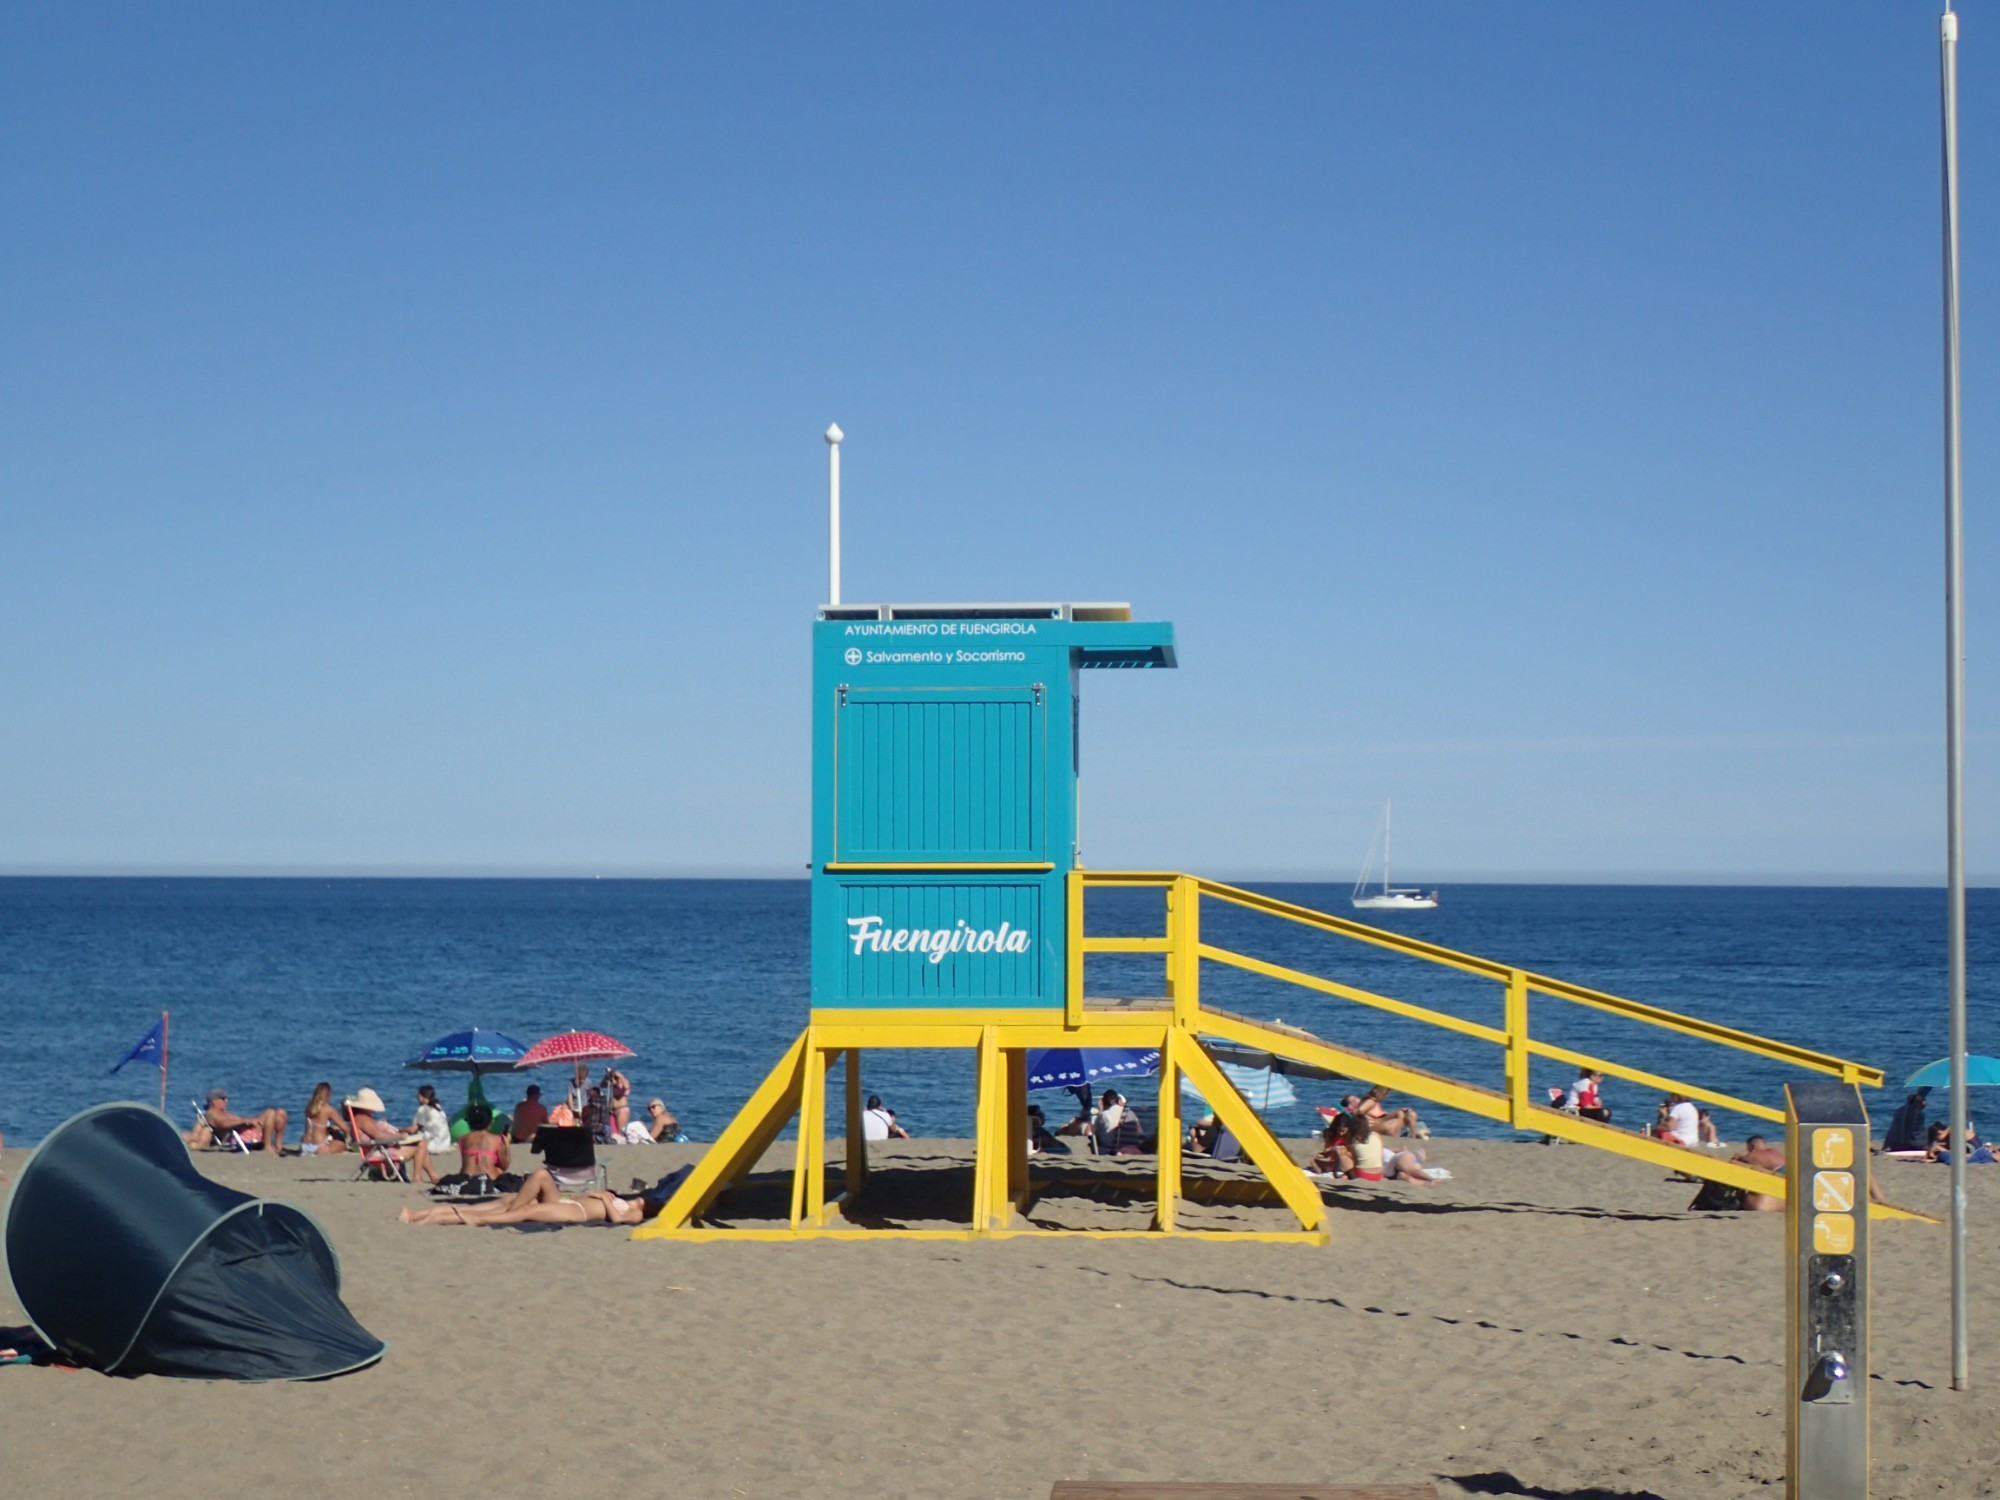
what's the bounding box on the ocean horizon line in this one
[0,865,1991,889]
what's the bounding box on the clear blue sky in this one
[2,4,1993,882]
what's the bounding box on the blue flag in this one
[111,1017,165,1074]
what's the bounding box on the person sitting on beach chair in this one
[1350,1084,1425,1140]
[643,1097,686,1143]
[397,1166,666,1227]
[1569,1070,1612,1123]
[1088,1090,1134,1155]
[346,1088,439,1184]
[186,1089,289,1154]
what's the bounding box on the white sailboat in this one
[1350,799,1439,911]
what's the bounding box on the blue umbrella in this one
[1906,1055,2000,1088]
[1025,1047,1160,1091]
[405,1029,530,1075]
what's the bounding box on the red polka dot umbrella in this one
[513,1031,636,1070]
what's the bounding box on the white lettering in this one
[847,915,884,954]
[952,649,1027,664]
[846,914,1031,964]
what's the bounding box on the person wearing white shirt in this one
[1659,1094,1700,1147]
[861,1094,907,1142]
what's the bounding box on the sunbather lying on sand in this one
[398,1167,661,1227]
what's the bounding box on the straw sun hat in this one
[344,1088,387,1113]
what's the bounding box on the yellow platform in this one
[633,873,1928,1242]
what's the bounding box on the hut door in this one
[833,686,1046,864]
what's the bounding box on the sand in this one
[1,1135,1995,1500]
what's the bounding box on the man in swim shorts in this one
[187,1089,289,1154]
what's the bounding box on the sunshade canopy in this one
[1906,1055,2000,1088]
[515,1031,635,1069]
[405,1028,529,1072]
[4,1104,385,1381]
[1024,1047,1160,1091]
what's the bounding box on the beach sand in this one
[1,1135,1994,1499]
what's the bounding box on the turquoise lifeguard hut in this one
[807,602,1173,1011]
[635,435,1906,1244]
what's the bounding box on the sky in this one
[2,3,1996,883]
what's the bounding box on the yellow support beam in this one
[640,1226,1327,1244]
[1066,871,1086,1026]
[1169,873,1199,1030]
[1005,1047,1029,1211]
[791,1030,824,1230]
[1201,944,1509,1045]
[1504,969,1530,1129]
[1526,1037,1787,1126]
[1198,1010,1513,1125]
[1177,1037,1325,1234]
[634,1030,808,1238]
[845,1047,866,1199]
[1156,1029,1181,1231]
[812,1020,1170,1050]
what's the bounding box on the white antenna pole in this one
[825,423,844,605]
[1939,2,1971,1393]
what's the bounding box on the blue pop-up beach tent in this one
[4,1103,384,1380]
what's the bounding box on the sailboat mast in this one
[1383,799,1392,894]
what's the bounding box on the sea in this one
[0,878,1992,1150]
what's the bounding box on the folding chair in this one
[532,1125,605,1194]
[190,1099,258,1153]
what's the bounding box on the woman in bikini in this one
[398,1167,655,1227]
[1346,1113,1437,1185]
[301,1082,348,1155]
[1354,1084,1423,1139]
[455,1104,510,1180]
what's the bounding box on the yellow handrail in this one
[1075,871,1887,1130]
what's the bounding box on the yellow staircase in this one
[633,872,1924,1242]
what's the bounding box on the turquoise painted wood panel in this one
[831,880,1047,1005]
[834,688,1044,862]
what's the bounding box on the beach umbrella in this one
[404,1028,530,1074]
[515,1030,636,1070]
[516,1030,638,1117]
[1906,1055,2000,1089]
[1024,1047,1159,1091]
[1025,1047,1160,1133]
[1180,1058,1300,1114]
[1196,1040,1348,1083]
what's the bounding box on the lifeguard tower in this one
[635,439,1917,1245]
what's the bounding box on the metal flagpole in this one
[160,1010,170,1115]
[825,424,844,605]
[1939,0,1971,1394]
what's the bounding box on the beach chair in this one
[189,1099,258,1153]
[346,1106,410,1183]
[532,1125,605,1193]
